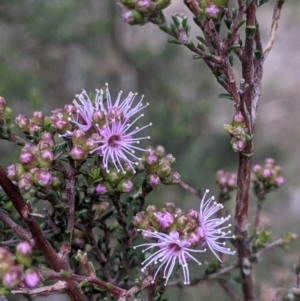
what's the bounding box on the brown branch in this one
[219,280,242,301]
[297,254,300,288]
[178,181,202,198]
[0,166,87,301]
[11,281,67,297]
[263,0,284,60]
[0,208,33,244]
[234,1,257,300]
[47,271,126,297]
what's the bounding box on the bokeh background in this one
[0,1,299,300]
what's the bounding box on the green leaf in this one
[238,19,246,28]
[258,0,269,5]
[168,38,182,45]
[224,19,232,30]
[218,93,233,100]
[227,44,241,52]
[75,208,88,219]
[196,36,207,45]
[193,55,204,60]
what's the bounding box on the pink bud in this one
[70,146,87,161]
[24,269,40,288]
[15,114,30,132]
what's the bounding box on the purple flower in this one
[198,189,235,262]
[154,212,174,229]
[92,112,151,173]
[134,230,206,285]
[68,85,151,173]
[24,269,40,288]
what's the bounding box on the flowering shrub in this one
[0,1,298,301]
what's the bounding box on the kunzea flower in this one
[134,230,206,285]
[70,91,94,132]
[95,83,149,122]
[92,110,151,173]
[198,189,235,262]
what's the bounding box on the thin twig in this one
[218,280,242,301]
[297,254,300,288]
[178,181,202,198]
[0,209,33,244]
[263,0,284,60]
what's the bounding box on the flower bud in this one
[146,205,157,217]
[18,172,34,191]
[122,9,144,25]
[92,110,105,127]
[54,119,71,134]
[187,232,200,245]
[33,169,52,187]
[176,214,188,228]
[136,0,156,13]
[0,247,15,277]
[15,114,30,132]
[205,4,220,19]
[51,172,64,189]
[161,154,176,167]
[72,129,87,146]
[121,0,138,8]
[115,179,133,193]
[162,202,176,214]
[31,111,44,125]
[232,112,245,127]
[144,151,159,172]
[155,145,165,157]
[156,0,171,9]
[16,241,32,267]
[85,133,100,152]
[38,150,54,168]
[70,146,87,161]
[253,164,262,174]
[157,162,172,178]
[94,182,113,195]
[133,212,149,229]
[29,122,43,135]
[161,171,181,185]
[24,268,40,288]
[2,266,23,288]
[0,96,6,115]
[64,104,77,116]
[93,201,110,218]
[6,163,25,181]
[274,176,284,187]
[20,151,39,170]
[154,212,174,229]
[231,139,246,152]
[186,209,199,220]
[146,174,161,188]
[106,170,122,186]
[264,158,275,167]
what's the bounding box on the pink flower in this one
[198,189,235,262]
[154,212,174,228]
[134,230,206,285]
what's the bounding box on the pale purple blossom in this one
[92,112,151,173]
[67,84,151,173]
[134,230,206,285]
[154,212,174,228]
[198,189,235,262]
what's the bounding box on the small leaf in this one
[193,55,204,60]
[258,0,269,6]
[196,36,207,45]
[168,38,182,45]
[224,19,232,29]
[227,44,241,52]
[218,93,233,100]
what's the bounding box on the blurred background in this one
[0,1,299,300]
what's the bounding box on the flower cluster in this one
[143,147,181,188]
[6,132,64,193]
[252,158,284,200]
[54,84,151,174]
[121,0,171,26]
[215,170,237,194]
[0,242,40,289]
[134,190,235,285]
